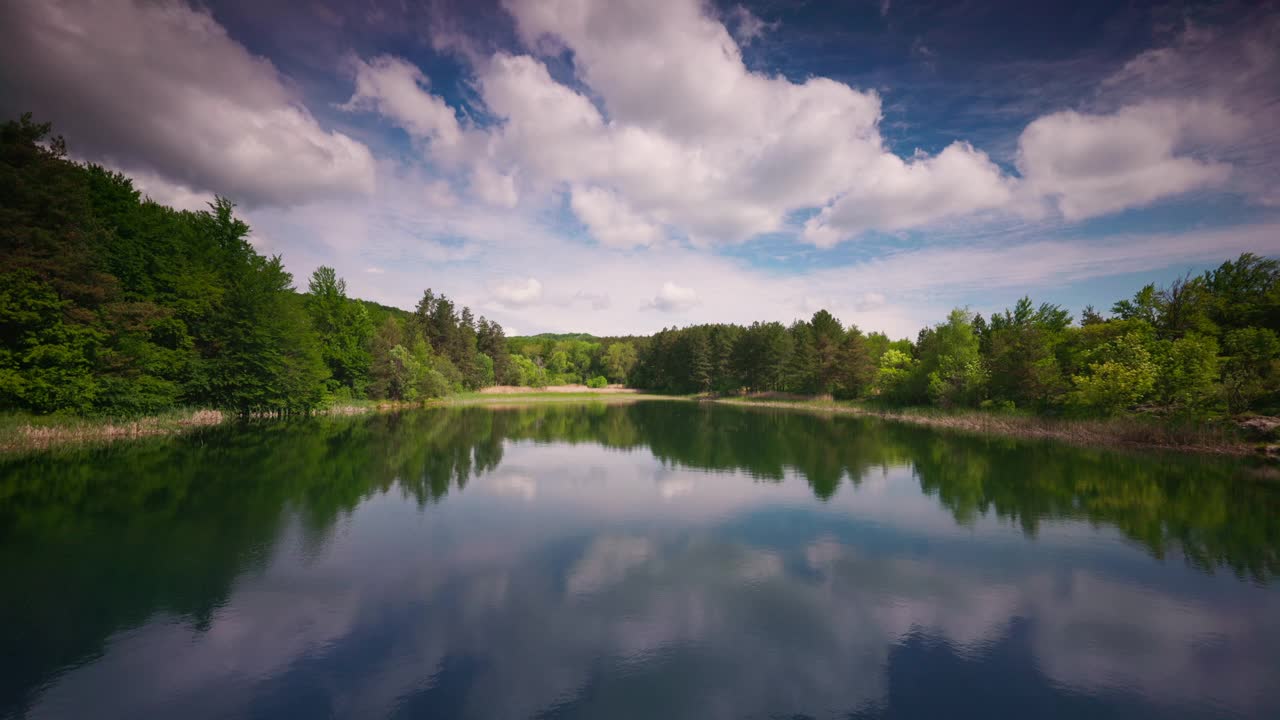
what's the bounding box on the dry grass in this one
[715,398,1251,456]
[0,393,676,453]
[0,408,226,453]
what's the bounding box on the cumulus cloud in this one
[650,281,700,312]
[725,5,775,46]
[0,0,375,207]
[1099,12,1280,207]
[803,142,1015,246]
[327,0,1272,249]
[570,185,665,249]
[470,163,520,208]
[491,277,544,308]
[342,55,463,148]
[342,0,1016,247]
[1018,101,1242,219]
[422,179,460,208]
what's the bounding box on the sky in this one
[2,0,1278,338]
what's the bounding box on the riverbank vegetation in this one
[5,114,1280,452]
[618,258,1280,440]
[713,397,1248,455]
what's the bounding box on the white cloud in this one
[725,5,774,46]
[0,0,375,207]
[1098,13,1280,208]
[492,277,544,308]
[1018,101,1242,220]
[803,142,1015,246]
[470,163,520,208]
[570,185,665,248]
[331,0,1272,250]
[422,179,460,208]
[343,0,1014,246]
[342,55,463,148]
[650,281,700,312]
[125,166,216,213]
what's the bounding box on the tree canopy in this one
[0,115,506,415]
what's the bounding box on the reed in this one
[714,397,1250,456]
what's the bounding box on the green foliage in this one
[506,335,611,386]
[1154,333,1220,414]
[586,375,608,389]
[0,271,100,413]
[4,116,1280,423]
[306,266,373,396]
[874,348,916,403]
[0,116,508,416]
[1068,333,1157,414]
[603,342,637,384]
[984,298,1070,408]
[509,353,549,388]
[620,260,1280,423]
[1221,327,1280,413]
[920,309,986,407]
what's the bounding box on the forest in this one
[3,113,1278,422]
[0,115,508,415]
[627,259,1280,419]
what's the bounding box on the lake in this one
[2,401,1278,719]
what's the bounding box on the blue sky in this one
[2,0,1277,337]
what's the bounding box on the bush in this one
[586,375,608,389]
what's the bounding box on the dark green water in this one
[2,402,1278,720]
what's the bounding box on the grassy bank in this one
[4,389,1263,457]
[712,396,1257,456]
[437,391,681,405]
[0,391,684,453]
[0,408,227,453]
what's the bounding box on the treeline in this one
[0,115,506,416]
[505,334,639,387]
[629,258,1280,418]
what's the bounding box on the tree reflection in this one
[0,401,1276,716]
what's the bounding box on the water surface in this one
[2,402,1278,719]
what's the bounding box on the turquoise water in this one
[2,402,1278,719]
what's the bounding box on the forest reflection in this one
[1,401,1277,717]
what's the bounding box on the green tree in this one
[689,332,713,393]
[874,347,916,402]
[1153,333,1220,414]
[1221,327,1280,413]
[603,342,637,384]
[476,318,513,384]
[368,317,406,400]
[198,199,327,415]
[1068,332,1157,415]
[0,271,99,412]
[985,297,1070,408]
[306,266,373,397]
[919,309,986,407]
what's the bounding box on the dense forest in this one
[4,114,1279,422]
[1,115,509,415]
[625,262,1280,419]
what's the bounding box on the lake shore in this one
[0,388,679,453]
[710,396,1265,457]
[3,387,1270,458]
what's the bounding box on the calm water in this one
[2,402,1279,719]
